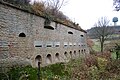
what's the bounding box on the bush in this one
[106,59,120,74]
[7,66,37,80]
[1,55,120,80]
[5,62,70,80]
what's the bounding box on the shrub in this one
[7,66,37,80]
[97,57,108,70]
[31,1,45,15]
[6,62,70,80]
[84,54,99,69]
[106,59,120,74]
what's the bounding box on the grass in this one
[92,39,101,51]
[92,39,120,52]
[111,52,116,59]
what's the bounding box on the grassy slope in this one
[92,39,101,52]
[92,39,120,51]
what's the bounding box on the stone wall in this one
[0,2,89,67]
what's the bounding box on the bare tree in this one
[113,0,120,11]
[93,17,114,52]
[44,0,67,15]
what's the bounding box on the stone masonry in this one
[0,1,89,67]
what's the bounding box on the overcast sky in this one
[31,0,120,30]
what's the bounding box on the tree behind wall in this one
[113,0,120,11]
[43,0,68,20]
[93,17,114,52]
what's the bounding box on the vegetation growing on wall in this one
[0,0,85,32]
[3,0,30,4]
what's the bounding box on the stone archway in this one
[55,53,60,62]
[84,49,86,53]
[70,51,72,58]
[79,50,80,56]
[19,32,26,37]
[35,55,42,67]
[81,49,84,54]
[74,51,76,57]
[46,54,52,64]
[64,52,68,58]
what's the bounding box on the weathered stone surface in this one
[0,2,89,67]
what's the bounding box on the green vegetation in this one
[111,52,117,59]
[92,39,101,51]
[1,53,120,80]
[0,63,71,80]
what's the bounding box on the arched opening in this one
[70,51,72,58]
[80,35,84,37]
[81,49,84,53]
[74,51,76,57]
[46,54,52,64]
[44,26,54,30]
[35,55,42,67]
[64,52,67,57]
[19,33,26,37]
[79,50,80,56]
[84,49,86,53]
[55,53,60,62]
[68,31,73,34]
[44,19,54,30]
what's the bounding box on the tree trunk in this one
[101,41,104,52]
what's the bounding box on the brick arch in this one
[46,54,52,64]
[35,55,42,67]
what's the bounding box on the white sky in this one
[31,0,120,30]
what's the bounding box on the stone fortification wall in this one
[0,2,89,67]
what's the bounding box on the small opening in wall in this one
[19,33,26,37]
[46,54,52,64]
[68,31,73,34]
[55,53,60,61]
[84,49,86,53]
[35,55,42,67]
[55,45,59,47]
[64,45,67,47]
[47,45,52,47]
[70,51,72,58]
[35,45,42,47]
[64,52,67,57]
[80,35,84,37]
[74,51,76,57]
[81,49,84,53]
[44,26,54,30]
